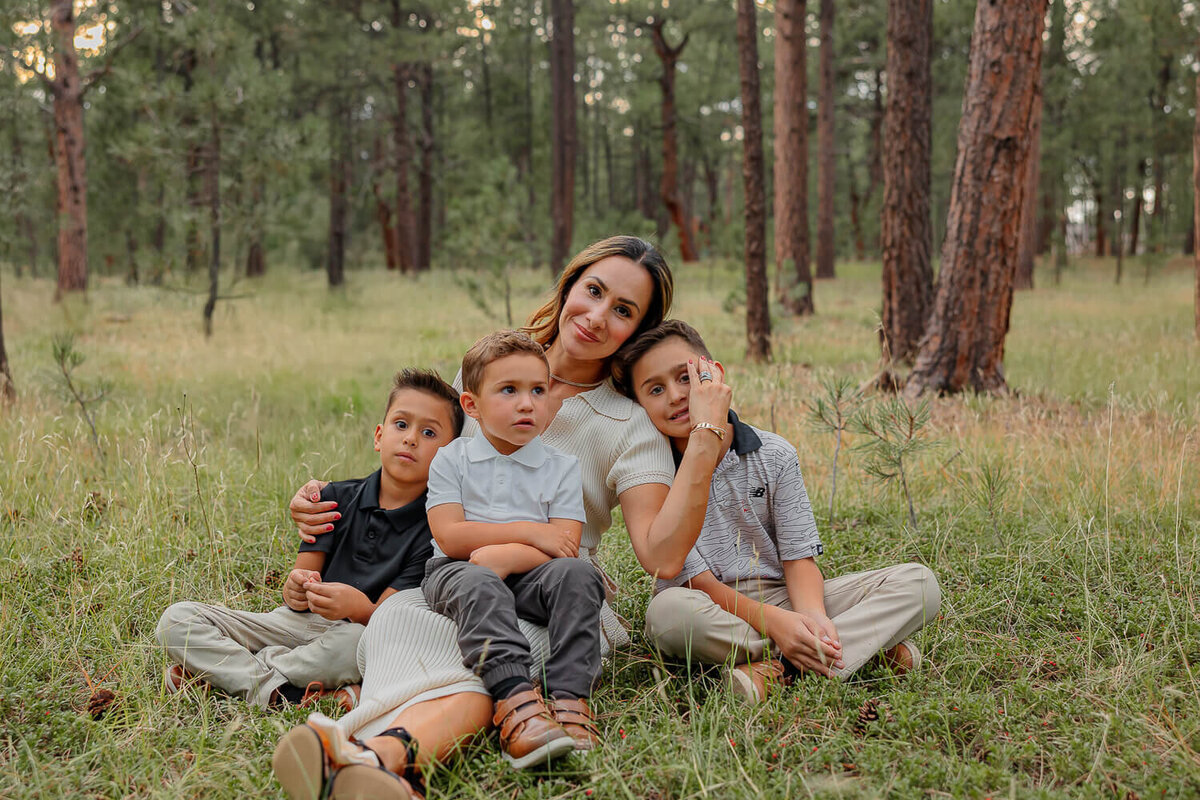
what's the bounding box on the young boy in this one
[155,369,463,709]
[422,329,604,769]
[616,321,941,702]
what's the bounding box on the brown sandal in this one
[550,696,601,751]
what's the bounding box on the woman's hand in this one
[685,357,732,429]
[289,479,337,544]
[765,605,844,678]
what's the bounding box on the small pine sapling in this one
[962,457,1012,543]
[805,375,863,525]
[52,333,106,456]
[851,396,935,533]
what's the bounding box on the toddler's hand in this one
[534,526,579,559]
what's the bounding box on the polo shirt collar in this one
[355,469,430,526]
[465,431,550,468]
[728,409,763,455]
[574,380,634,421]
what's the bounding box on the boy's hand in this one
[283,568,320,611]
[530,525,579,559]
[289,479,337,544]
[766,606,843,678]
[304,581,372,623]
[685,356,733,429]
[470,543,551,579]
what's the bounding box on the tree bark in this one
[905,0,1047,398]
[327,102,349,288]
[0,269,15,405]
[1128,159,1145,256]
[649,19,698,263]
[880,0,934,366]
[1015,73,1043,290]
[1194,44,1199,340]
[49,0,88,299]
[772,0,813,315]
[417,62,434,271]
[549,0,576,274]
[372,136,399,271]
[1094,187,1106,258]
[245,177,266,277]
[815,0,836,279]
[393,63,416,273]
[202,124,221,338]
[737,0,771,362]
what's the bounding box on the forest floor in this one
[0,255,1197,799]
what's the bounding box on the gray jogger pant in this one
[422,557,605,698]
[155,601,365,707]
[644,563,941,677]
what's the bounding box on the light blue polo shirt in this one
[425,434,586,559]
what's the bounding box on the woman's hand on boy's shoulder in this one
[290,479,336,543]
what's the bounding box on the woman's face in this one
[556,256,655,362]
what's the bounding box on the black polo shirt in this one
[297,469,433,604]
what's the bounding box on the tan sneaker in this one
[725,659,788,703]
[492,689,575,769]
[882,640,921,674]
[550,696,601,751]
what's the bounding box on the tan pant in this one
[155,602,365,707]
[644,563,940,677]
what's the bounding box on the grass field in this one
[1,255,1197,799]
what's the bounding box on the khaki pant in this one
[155,602,365,707]
[644,563,940,677]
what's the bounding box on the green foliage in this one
[805,374,863,524]
[850,395,937,533]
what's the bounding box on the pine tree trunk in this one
[815,0,836,279]
[372,136,399,271]
[0,269,15,405]
[904,0,1047,398]
[418,62,434,271]
[1129,159,1145,256]
[880,0,934,366]
[1094,188,1106,258]
[649,20,698,263]
[327,103,349,288]
[773,0,813,315]
[245,177,266,277]
[1194,46,1199,340]
[50,0,88,299]
[737,0,771,362]
[848,159,866,261]
[394,63,416,273]
[549,0,576,274]
[202,125,221,337]
[1016,75,1043,290]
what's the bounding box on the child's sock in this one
[491,677,534,700]
[272,683,308,705]
[781,658,804,680]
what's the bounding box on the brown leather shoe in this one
[882,640,921,674]
[163,663,200,694]
[492,689,575,769]
[725,659,788,703]
[550,696,601,751]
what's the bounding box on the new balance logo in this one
[750,487,766,498]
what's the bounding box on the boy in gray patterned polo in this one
[615,321,941,701]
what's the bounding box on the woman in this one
[273,236,732,800]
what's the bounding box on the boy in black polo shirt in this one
[155,369,463,709]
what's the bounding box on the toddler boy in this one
[422,329,604,769]
[616,321,941,702]
[155,369,463,708]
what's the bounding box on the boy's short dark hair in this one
[461,330,548,394]
[613,320,713,398]
[386,368,465,436]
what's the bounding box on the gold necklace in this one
[550,372,605,389]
